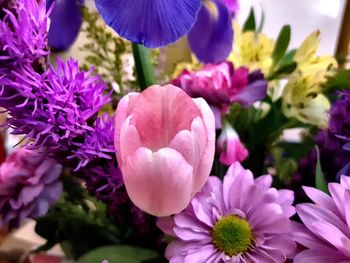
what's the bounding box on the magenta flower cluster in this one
[172,62,267,112]
[0,148,62,228]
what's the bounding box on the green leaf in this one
[132,44,156,90]
[257,9,265,32]
[267,61,297,80]
[315,146,329,193]
[243,8,256,32]
[278,49,296,65]
[271,25,291,65]
[324,69,350,92]
[76,245,159,263]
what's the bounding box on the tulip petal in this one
[119,118,141,162]
[123,147,194,216]
[129,85,202,151]
[192,98,215,192]
[188,0,233,63]
[94,0,201,48]
[47,0,84,51]
[169,117,206,183]
[114,92,140,158]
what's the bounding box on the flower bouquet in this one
[1,0,350,262]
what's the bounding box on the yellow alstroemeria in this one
[281,30,338,128]
[294,30,338,76]
[228,22,274,75]
[282,73,331,128]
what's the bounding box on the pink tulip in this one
[217,121,248,166]
[114,85,215,216]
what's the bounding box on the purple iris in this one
[188,0,237,63]
[47,0,84,51]
[48,0,237,63]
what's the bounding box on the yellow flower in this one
[172,55,201,78]
[228,22,274,75]
[282,73,330,128]
[294,30,338,76]
[280,31,338,128]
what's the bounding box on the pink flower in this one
[114,85,215,216]
[172,62,267,112]
[217,121,248,166]
[292,175,350,262]
[158,162,296,262]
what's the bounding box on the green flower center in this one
[212,215,253,257]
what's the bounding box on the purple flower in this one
[0,148,62,228]
[158,162,296,263]
[0,0,50,68]
[292,90,350,198]
[188,0,236,63]
[0,58,111,169]
[94,0,201,48]
[173,62,267,111]
[292,176,350,262]
[70,113,115,170]
[172,61,267,127]
[46,0,84,51]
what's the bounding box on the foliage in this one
[35,175,120,259]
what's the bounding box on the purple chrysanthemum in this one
[158,162,296,263]
[0,0,50,69]
[292,175,350,262]
[0,58,112,169]
[0,148,62,228]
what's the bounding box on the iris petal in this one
[47,0,84,51]
[188,0,233,63]
[94,0,201,48]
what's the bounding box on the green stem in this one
[132,44,156,90]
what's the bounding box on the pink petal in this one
[119,118,141,162]
[296,204,350,237]
[169,117,206,188]
[329,183,347,220]
[129,85,201,151]
[340,175,350,189]
[122,147,194,216]
[303,186,340,217]
[291,221,326,249]
[254,175,272,189]
[157,216,176,236]
[114,92,139,155]
[312,221,350,258]
[191,98,215,192]
[293,248,349,263]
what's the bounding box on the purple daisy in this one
[0,58,111,169]
[0,148,62,228]
[292,175,350,262]
[158,162,296,262]
[0,0,50,68]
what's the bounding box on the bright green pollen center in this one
[212,215,253,257]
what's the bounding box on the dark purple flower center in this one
[212,215,253,256]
